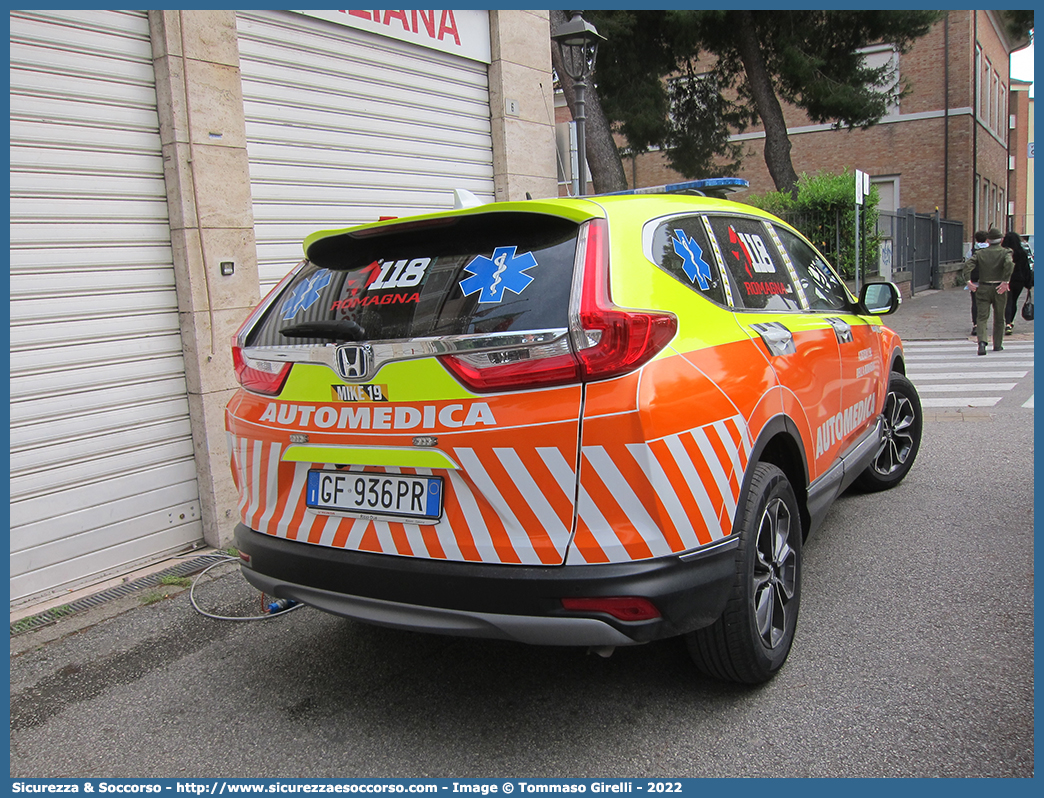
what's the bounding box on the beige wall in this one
[488,10,558,201]
[150,10,260,549]
[149,10,558,547]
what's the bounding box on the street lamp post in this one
[552,11,604,196]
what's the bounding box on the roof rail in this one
[600,177,749,200]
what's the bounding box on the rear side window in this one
[707,216,802,312]
[246,213,580,347]
[647,215,727,306]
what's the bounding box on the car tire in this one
[854,372,922,493]
[686,462,801,684]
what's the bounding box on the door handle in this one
[825,317,854,344]
[750,322,796,356]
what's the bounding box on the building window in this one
[992,72,1001,132]
[871,176,899,213]
[975,45,982,114]
[980,178,989,231]
[974,174,981,231]
[859,44,901,116]
[983,58,992,125]
[1000,81,1008,133]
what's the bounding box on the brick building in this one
[1008,80,1034,237]
[557,11,1032,243]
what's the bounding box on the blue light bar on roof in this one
[602,177,749,197]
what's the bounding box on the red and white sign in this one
[295,10,491,63]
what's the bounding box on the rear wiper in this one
[279,320,366,342]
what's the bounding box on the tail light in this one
[230,263,303,396]
[232,344,291,396]
[441,219,677,392]
[569,219,678,381]
[440,344,580,392]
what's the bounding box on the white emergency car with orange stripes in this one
[226,179,922,683]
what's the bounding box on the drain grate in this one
[10,554,236,637]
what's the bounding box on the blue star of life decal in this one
[281,268,332,320]
[459,246,537,303]
[671,230,714,291]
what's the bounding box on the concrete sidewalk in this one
[884,285,1035,342]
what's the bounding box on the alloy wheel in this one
[752,497,797,649]
[873,388,918,476]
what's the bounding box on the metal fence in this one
[877,210,965,292]
[776,207,882,283]
[780,208,965,294]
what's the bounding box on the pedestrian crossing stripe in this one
[902,340,1035,347]
[906,353,1035,359]
[909,363,1030,371]
[920,397,1001,407]
[909,372,1028,380]
[917,383,1017,391]
[900,339,1032,410]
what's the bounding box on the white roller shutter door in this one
[10,10,203,604]
[236,10,496,287]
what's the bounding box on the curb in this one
[9,553,233,637]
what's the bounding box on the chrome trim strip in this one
[242,328,571,382]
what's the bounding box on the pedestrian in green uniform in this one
[965,227,1015,355]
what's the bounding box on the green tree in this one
[998,11,1034,44]
[579,10,943,196]
[746,169,881,280]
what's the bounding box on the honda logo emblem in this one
[336,344,372,380]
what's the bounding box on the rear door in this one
[705,214,845,480]
[228,210,587,566]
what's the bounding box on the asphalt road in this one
[9,399,1034,778]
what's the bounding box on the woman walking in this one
[1003,231,1033,334]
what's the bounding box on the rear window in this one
[246,213,580,347]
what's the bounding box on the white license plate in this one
[306,471,443,521]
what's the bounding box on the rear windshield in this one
[246,213,580,347]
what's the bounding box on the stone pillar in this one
[149,10,260,548]
[488,11,558,201]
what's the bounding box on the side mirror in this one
[860,282,902,316]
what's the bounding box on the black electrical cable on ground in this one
[189,556,304,621]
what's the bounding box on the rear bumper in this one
[235,524,738,646]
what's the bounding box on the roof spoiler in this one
[600,177,749,200]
